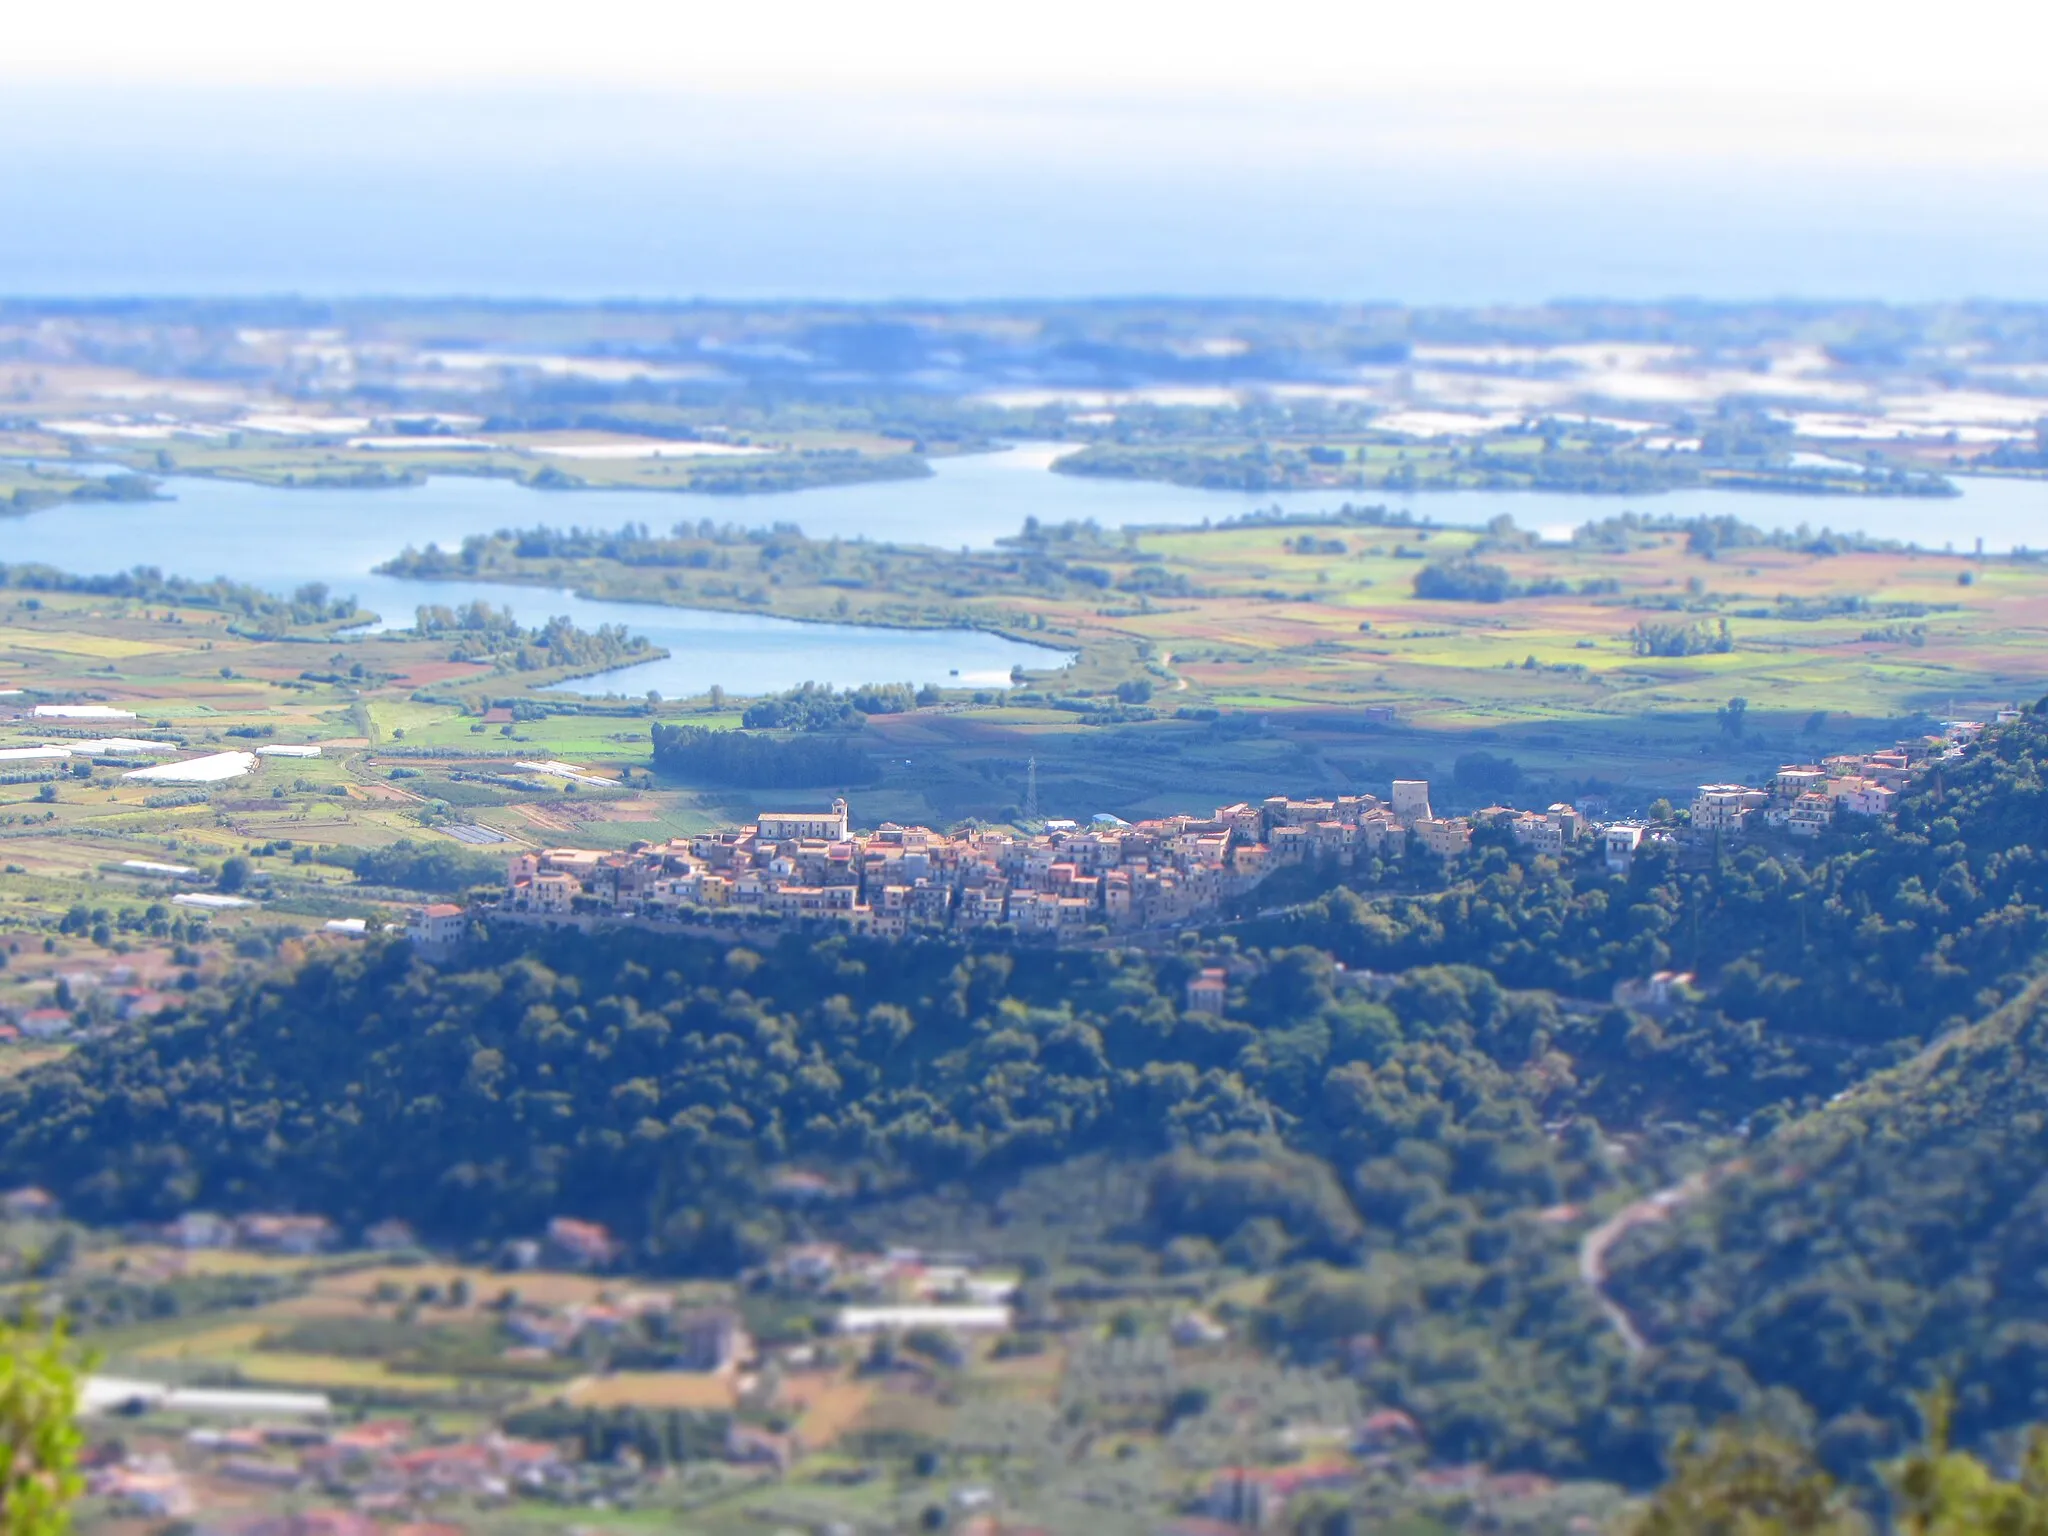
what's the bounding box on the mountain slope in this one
[1608,973,2048,1452]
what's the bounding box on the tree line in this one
[650,722,878,787]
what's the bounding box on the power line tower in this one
[1023,756,1039,826]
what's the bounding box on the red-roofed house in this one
[407,904,466,948]
[1185,968,1228,1014]
[1355,1408,1424,1453]
[545,1216,619,1270]
[1,1187,59,1220]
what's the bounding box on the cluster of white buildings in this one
[0,701,327,783]
[1603,719,1996,868]
[501,785,1472,937]
[765,1240,1020,1336]
[1591,747,1923,872]
[1692,738,1943,841]
[1600,720,1993,860]
[1482,801,1592,857]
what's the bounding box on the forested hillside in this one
[1584,713,2048,1461]
[1,711,2043,1482]
[1261,709,2048,1114]
[0,925,1693,1473]
[0,931,1613,1268]
[1608,974,2048,1461]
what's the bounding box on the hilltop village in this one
[488,731,1973,942]
[507,786,1429,940]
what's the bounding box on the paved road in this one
[1577,1167,1728,1357]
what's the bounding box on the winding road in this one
[1577,1166,1735,1356]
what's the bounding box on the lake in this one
[0,464,1080,697]
[3,447,2044,694]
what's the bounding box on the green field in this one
[387,514,2048,726]
[1051,430,1960,495]
[364,512,2048,828]
[0,580,702,1024]
[89,427,934,495]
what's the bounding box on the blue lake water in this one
[3,447,2044,694]
[720,444,2048,552]
[0,464,1079,696]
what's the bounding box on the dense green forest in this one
[0,923,1686,1473]
[739,680,934,729]
[2,713,2045,1483]
[314,838,505,894]
[1609,974,2048,1460]
[0,471,159,511]
[1258,712,2048,1112]
[650,720,879,786]
[376,514,1212,611]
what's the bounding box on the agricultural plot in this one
[381,512,2048,825]
[1123,523,2048,720]
[399,514,2048,729]
[0,584,698,1022]
[4,1140,1637,1536]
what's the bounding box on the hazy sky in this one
[20,0,2048,164]
[10,1,2048,299]
[14,1,2042,99]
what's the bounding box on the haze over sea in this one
[9,87,2048,302]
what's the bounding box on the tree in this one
[1719,697,1750,739]
[650,722,877,788]
[1890,1387,2048,1536]
[1454,750,1522,799]
[1631,1392,2048,1536]
[1414,561,1514,602]
[0,1316,87,1536]
[1628,1428,1866,1536]
[1632,618,1734,657]
[217,855,251,893]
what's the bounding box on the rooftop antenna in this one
[1023,756,1039,826]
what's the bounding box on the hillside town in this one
[502,784,1446,940]
[487,725,1978,941]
